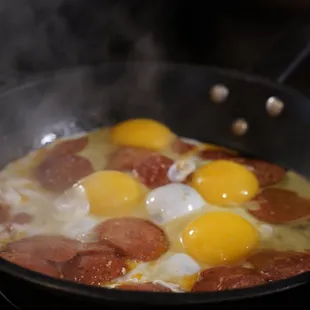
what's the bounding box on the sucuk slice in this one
[116,282,172,292]
[35,154,94,192]
[0,252,59,278]
[0,204,10,224]
[47,136,89,158]
[5,235,81,263]
[78,241,117,255]
[95,217,169,262]
[199,149,237,160]
[106,146,155,171]
[133,154,174,189]
[171,139,196,155]
[248,249,310,281]
[191,266,266,292]
[11,212,33,224]
[232,158,286,187]
[249,188,310,224]
[62,252,126,286]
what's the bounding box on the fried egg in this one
[110,118,175,151]
[191,160,259,206]
[113,252,200,291]
[80,171,143,217]
[145,184,205,224]
[181,211,259,265]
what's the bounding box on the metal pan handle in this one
[249,19,310,84]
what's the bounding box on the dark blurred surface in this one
[0,0,309,87]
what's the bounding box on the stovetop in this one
[1,1,310,308]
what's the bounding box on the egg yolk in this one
[191,160,259,206]
[182,212,259,265]
[80,171,143,216]
[110,118,174,151]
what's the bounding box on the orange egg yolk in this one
[182,212,259,265]
[191,160,259,206]
[80,171,143,216]
[110,118,174,151]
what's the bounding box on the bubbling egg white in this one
[167,158,196,183]
[113,253,200,291]
[53,185,90,221]
[145,184,206,225]
[0,175,101,242]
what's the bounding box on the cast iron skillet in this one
[2,23,310,310]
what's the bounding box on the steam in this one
[0,0,165,78]
[0,1,169,163]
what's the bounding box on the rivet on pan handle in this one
[231,118,248,136]
[266,97,284,117]
[209,84,229,103]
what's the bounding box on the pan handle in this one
[249,19,310,84]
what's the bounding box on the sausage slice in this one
[48,136,89,158]
[249,188,310,224]
[11,213,33,224]
[5,235,81,263]
[191,266,266,292]
[35,154,94,192]
[62,252,126,286]
[95,218,169,261]
[233,158,286,187]
[199,149,237,160]
[248,249,310,281]
[0,204,10,224]
[0,252,59,278]
[171,139,196,155]
[78,241,117,255]
[133,154,174,189]
[106,147,154,171]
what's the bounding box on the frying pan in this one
[1,23,310,310]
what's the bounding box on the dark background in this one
[1,0,310,95]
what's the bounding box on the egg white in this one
[145,184,206,225]
[112,252,200,291]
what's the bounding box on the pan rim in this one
[0,61,307,102]
[0,256,310,304]
[0,61,309,303]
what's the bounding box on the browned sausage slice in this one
[0,252,59,278]
[133,154,174,189]
[5,235,81,263]
[171,139,196,155]
[35,155,94,192]
[78,241,117,255]
[199,149,237,160]
[232,158,286,187]
[48,136,89,158]
[62,252,126,286]
[11,213,33,224]
[191,266,266,292]
[117,282,171,292]
[95,218,169,261]
[0,204,10,224]
[249,188,310,224]
[106,147,154,171]
[248,250,310,281]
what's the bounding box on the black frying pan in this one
[1,23,310,309]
